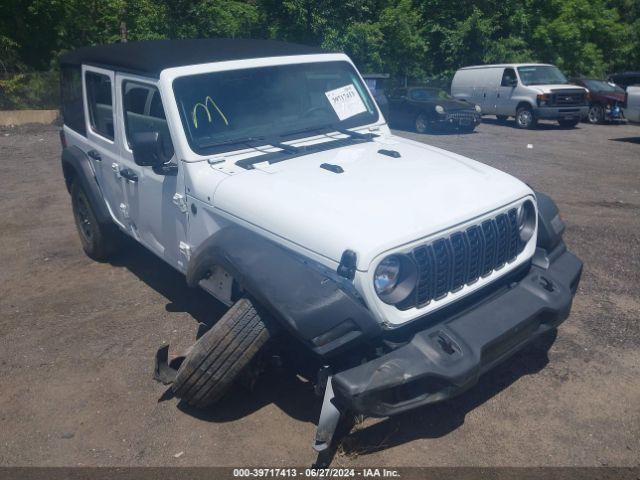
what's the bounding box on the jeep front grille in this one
[401,208,521,310]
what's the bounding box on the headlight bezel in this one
[517,199,536,244]
[373,254,418,305]
[435,104,445,114]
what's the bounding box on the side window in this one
[61,65,86,135]
[85,71,114,140]
[501,68,517,87]
[122,81,170,150]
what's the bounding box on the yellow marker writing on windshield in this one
[191,96,229,128]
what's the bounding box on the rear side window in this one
[60,66,86,135]
[85,71,114,140]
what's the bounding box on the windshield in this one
[173,61,379,155]
[583,79,624,93]
[517,66,568,86]
[410,88,452,101]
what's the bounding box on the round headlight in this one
[373,255,418,305]
[374,256,400,295]
[475,104,481,113]
[435,105,445,114]
[517,200,536,243]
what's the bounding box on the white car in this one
[623,86,640,124]
[59,39,582,452]
[451,63,589,129]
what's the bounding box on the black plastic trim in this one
[61,145,111,224]
[185,227,381,356]
[331,246,583,416]
[535,191,566,250]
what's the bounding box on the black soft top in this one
[60,38,326,77]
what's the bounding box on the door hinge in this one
[119,202,129,219]
[179,241,191,260]
[172,193,188,213]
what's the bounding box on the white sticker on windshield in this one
[325,84,367,121]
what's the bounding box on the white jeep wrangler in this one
[59,39,582,452]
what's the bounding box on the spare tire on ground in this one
[172,297,271,408]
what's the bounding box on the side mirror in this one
[509,78,518,87]
[130,131,174,168]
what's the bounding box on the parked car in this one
[59,39,582,452]
[571,78,626,124]
[607,72,640,91]
[623,86,640,124]
[387,86,481,133]
[451,63,589,129]
[362,73,390,119]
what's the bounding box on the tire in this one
[496,115,508,122]
[71,181,119,261]
[515,106,537,129]
[415,113,430,134]
[172,297,271,408]
[587,105,604,124]
[558,118,580,128]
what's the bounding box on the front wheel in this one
[172,297,272,408]
[558,118,580,128]
[587,105,604,124]
[515,106,537,129]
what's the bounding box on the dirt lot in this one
[0,119,639,467]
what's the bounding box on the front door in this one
[82,65,127,228]
[496,68,519,115]
[116,74,187,268]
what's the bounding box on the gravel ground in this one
[0,120,638,467]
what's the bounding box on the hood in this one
[530,84,587,94]
[415,98,477,111]
[213,135,532,270]
[591,91,626,103]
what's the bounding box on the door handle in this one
[497,93,501,98]
[87,149,101,161]
[120,168,139,183]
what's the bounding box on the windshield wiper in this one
[279,123,377,141]
[201,135,301,154]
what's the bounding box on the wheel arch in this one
[516,100,534,112]
[185,226,381,355]
[61,145,111,224]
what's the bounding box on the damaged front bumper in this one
[331,244,582,417]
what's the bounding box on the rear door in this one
[480,68,500,114]
[82,65,127,228]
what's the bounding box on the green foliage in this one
[0,0,639,109]
[0,71,59,109]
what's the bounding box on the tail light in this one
[59,129,67,149]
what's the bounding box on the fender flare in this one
[534,191,566,251]
[61,146,111,224]
[185,226,381,355]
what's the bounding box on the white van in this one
[451,63,589,129]
[623,86,640,124]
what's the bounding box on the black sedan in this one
[387,87,482,133]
